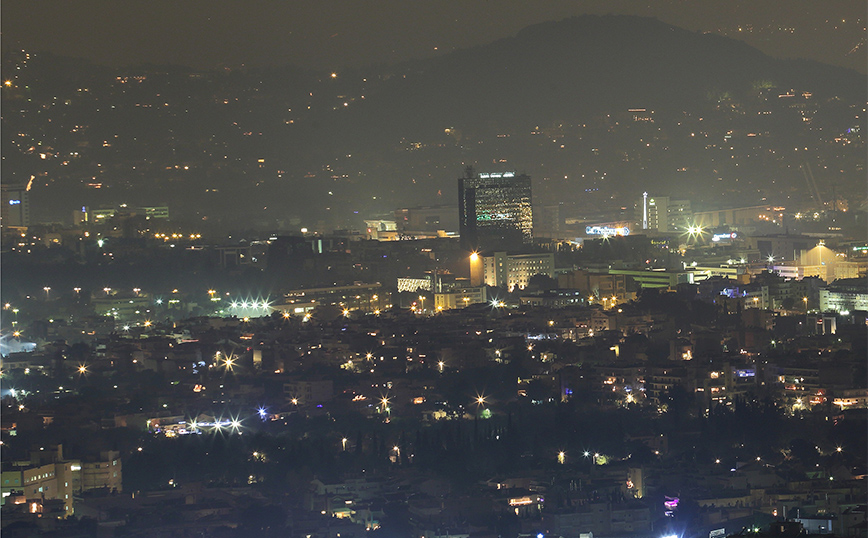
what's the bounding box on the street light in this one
[43,287,51,299]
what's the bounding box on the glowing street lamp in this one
[686,225,705,240]
[342,438,348,451]
[43,287,51,299]
[558,451,566,464]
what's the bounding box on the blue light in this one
[8,199,21,205]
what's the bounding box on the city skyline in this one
[0,3,865,536]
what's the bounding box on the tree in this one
[527,273,558,292]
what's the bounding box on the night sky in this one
[2,0,865,73]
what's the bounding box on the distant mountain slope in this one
[2,14,863,228]
[337,15,863,140]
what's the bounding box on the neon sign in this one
[711,232,737,242]
[478,172,515,179]
[586,225,630,236]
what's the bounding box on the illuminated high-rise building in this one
[458,166,532,251]
[639,195,692,233]
[1,183,30,227]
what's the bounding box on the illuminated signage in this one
[478,172,516,179]
[8,199,21,205]
[736,369,755,378]
[711,232,738,242]
[586,225,630,236]
[509,495,543,506]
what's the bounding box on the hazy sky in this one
[2,0,865,73]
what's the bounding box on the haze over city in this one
[0,3,865,538]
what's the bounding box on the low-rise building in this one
[481,251,554,292]
[820,278,868,313]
